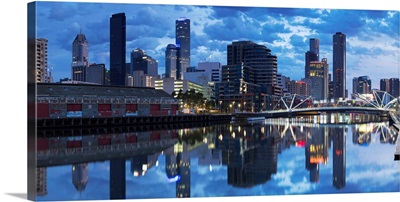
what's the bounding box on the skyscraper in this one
[308,58,329,100]
[110,13,126,86]
[36,38,49,83]
[71,32,89,67]
[176,18,190,80]
[165,44,178,79]
[130,48,158,77]
[333,32,346,100]
[305,38,320,78]
[352,76,371,97]
[379,78,399,97]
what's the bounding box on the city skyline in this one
[35,2,399,95]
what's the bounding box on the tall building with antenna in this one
[71,30,89,67]
[175,17,190,80]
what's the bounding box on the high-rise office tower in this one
[305,38,320,78]
[36,38,49,83]
[71,32,89,67]
[176,18,190,80]
[165,44,178,79]
[308,58,329,100]
[130,48,158,77]
[226,41,278,90]
[380,79,390,92]
[352,76,371,97]
[333,32,346,100]
[110,13,126,86]
[380,78,400,97]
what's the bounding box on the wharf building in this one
[36,83,179,119]
[215,41,280,112]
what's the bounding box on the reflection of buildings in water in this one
[198,132,222,166]
[110,159,126,200]
[36,167,47,196]
[164,142,192,198]
[352,124,372,146]
[130,153,159,177]
[176,152,190,198]
[352,123,398,145]
[266,123,308,154]
[305,127,329,183]
[332,127,346,189]
[72,163,88,192]
[220,124,278,188]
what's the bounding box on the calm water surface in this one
[36,114,400,201]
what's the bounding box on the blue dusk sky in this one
[33,0,400,95]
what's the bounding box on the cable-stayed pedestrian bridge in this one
[234,90,400,119]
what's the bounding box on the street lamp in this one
[238,104,241,112]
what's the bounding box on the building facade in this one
[352,76,371,98]
[380,78,400,97]
[165,44,179,79]
[154,78,203,96]
[216,41,279,112]
[130,48,159,78]
[110,13,126,86]
[36,38,49,83]
[305,38,320,79]
[71,32,89,67]
[176,18,190,80]
[332,32,346,100]
[308,58,329,101]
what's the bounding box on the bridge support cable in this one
[355,93,381,109]
[292,96,313,110]
[280,97,290,110]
